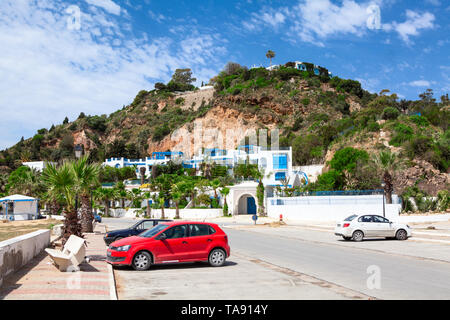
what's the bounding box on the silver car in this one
[334,214,412,241]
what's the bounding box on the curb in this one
[103,225,118,300]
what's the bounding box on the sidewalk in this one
[0,224,115,300]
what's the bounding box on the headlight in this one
[116,245,131,252]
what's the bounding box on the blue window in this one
[275,172,286,181]
[273,154,287,169]
[314,68,320,75]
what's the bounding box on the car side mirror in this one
[157,233,167,240]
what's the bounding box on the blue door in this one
[247,197,256,215]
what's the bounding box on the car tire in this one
[132,251,152,271]
[352,230,364,242]
[208,248,226,267]
[342,236,352,241]
[396,229,408,241]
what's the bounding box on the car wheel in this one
[342,236,352,241]
[352,230,364,242]
[132,251,152,271]
[396,229,408,240]
[209,248,226,267]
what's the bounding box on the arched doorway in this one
[237,194,257,215]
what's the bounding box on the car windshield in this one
[344,215,358,221]
[139,224,169,238]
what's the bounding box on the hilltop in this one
[0,62,448,197]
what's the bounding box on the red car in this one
[106,221,230,271]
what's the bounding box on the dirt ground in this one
[0,219,60,242]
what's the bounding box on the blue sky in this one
[0,0,449,150]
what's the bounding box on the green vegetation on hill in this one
[0,62,448,201]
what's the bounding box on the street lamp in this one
[74,144,83,159]
[381,182,386,217]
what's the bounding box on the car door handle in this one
[182,241,188,244]
[207,239,212,242]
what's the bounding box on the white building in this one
[0,195,39,221]
[103,145,308,188]
[22,161,55,172]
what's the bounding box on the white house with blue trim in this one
[103,145,308,191]
[0,194,39,221]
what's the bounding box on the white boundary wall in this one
[0,229,50,287]
[267,195,401,222]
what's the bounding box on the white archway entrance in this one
[228,181,259,216]
[237,194,257,215]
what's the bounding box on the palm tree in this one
[42,162,81,244]
[139,167,146,185]
[72,156,100,233]
[220,187,230,215]
[94,187,115,217]
[171,185,182,219]
[7,167,43,197]
[158,197,165,219]
[142,191,152,217]
[373,151,400,204]
[266,50,275,66]
[210,178,221,201]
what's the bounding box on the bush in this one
[86,115,107,132]
[389,123,414,146]
[409,115,429,127]
[437,190,450,211]
[367,121,380,132]
[382,107,400,120]
[311,169,344,191]
[405,135,433,158]
[175,97,185,105]
[329,147,369,173]
[152,124,171,141]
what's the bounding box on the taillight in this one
[343,223,350,228]
[224,235,228,242]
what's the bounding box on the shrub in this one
[405,135,433,158]
[86,115,107,132]
[437,190,450,212]
[152,124,171,141]
[175,97,185,105]
[312,169,344,191]
[329,147,369,173]
[389,123,414,146]
[408,114,429,127]
[382,107,400,120]
[367,121,380,132]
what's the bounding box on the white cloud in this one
[243,1,435,46]
[409,80,433,87]
[425,0,441,6]
[386,10,435,44]
[85,0,121,15]
[0,0,226,149]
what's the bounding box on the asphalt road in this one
[103,218,450,300]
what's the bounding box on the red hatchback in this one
[106,221,230,271]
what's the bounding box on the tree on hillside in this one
[266,50,275,66]
[170,68,196,87]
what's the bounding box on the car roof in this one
[159,221,217,226]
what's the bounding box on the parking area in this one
[113,251,371,300]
